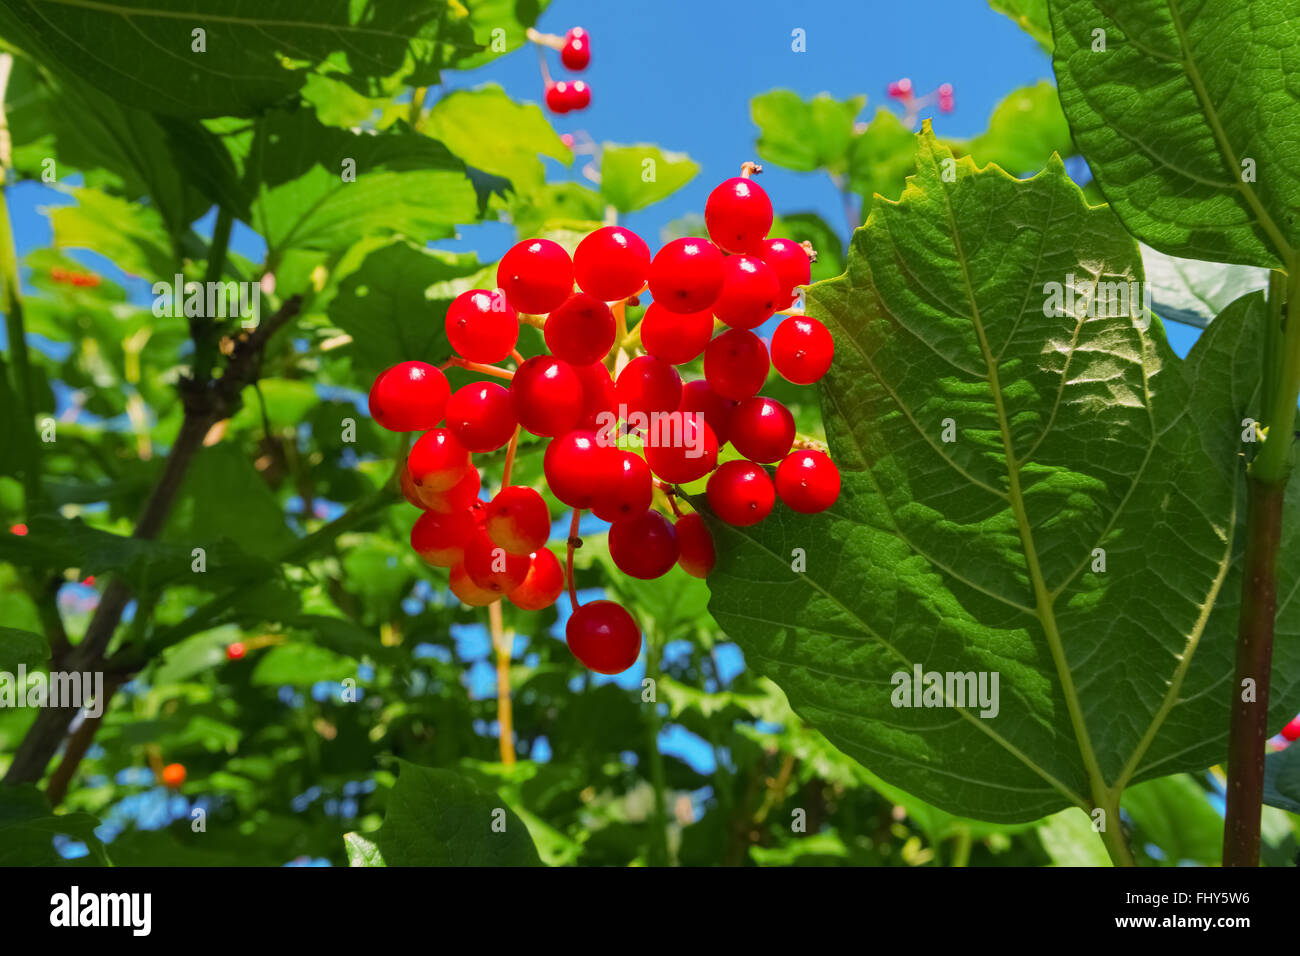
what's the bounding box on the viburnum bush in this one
[371,166,840,675]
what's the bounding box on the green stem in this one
[1097,790,1135,867]
[644,625,671,866]
[949,826,972,868]
[0,182,45,516]
[194,205,234,382]
[1252,269,1300,483]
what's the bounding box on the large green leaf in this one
[0,786,110,866]
[0,0,548,118]
[50,188,176,279]
[1121,774,1222,865]
[989,0,1053,51]
[845,109,916,202]
[961,82,1075,175]
[751,90,865,175]
[600,144,699,215]
[1049,0,1300,268]
[705,129,1271,825]
[371,761,541,866]
[1140,243,1269,330]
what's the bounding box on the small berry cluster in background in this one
[49,266,101,288]
[886,77,954,128]
[367,163,840,676]
[529,26,591,115]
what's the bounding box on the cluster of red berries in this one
[367,164,840,675]
[541,27,592,115]
[887,77,954,114]
[50,266,101,288]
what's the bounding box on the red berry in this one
[712,254,780,330]
[409,428,471,492]
[416,466,481,513]
[938,83,955,113]
[591,450,653,522]
[758,238,811,309]
[888,77,912,98]
[566,80,591,111]
[643,415,717,485]
[449,562,500,606]
[486,486,551,555]
[1282,716,1300,742]
[544,429,617,508]
[615,355,682,420]
[573,361,617,430]
[546,81,572,114]
[445,289,518,362]
[707,460,775,526]
[497,239,573,314]
[705,177,773,255]
[446,382,517,452]
[648,237,725,313]
[775,450,840,514]
[508,549,565,610]
[226,642,246,661]
[640,302,714,364]
[566,600,642,674]
[544,292,616,365]
[675,513,715,578]
[411,508,478,566]
[400,464,427,509]
[609,510,679,579]
[465,532,531,594]
[573,226,650,302]
[771,316,834,385]
[678,379,736,446]
[729,396,795,463]
[704,329,770,400]
[368,361,450,432]
[161,763,186,789]
[512,355,583,436]
[561,27,590,70]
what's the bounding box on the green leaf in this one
[961,82,1075,175]
[1049,0,1300,268]
[0,626,48,671]
[50,187,175,279]
[0,785,110,866]
[705,128,1264,824]
[1263,743,1300,814]
[751,90,865,174]
[250,644,358,687]
[372,761,541,866]
[600,144,699,215]
[769,213,844,283]
[1140,244,1269,330]
[989,0,1054,52]
[0,0,548,118]
[1036,809,1112,866]
[1121,774,1222,866]
[845,109,916,202]
[423,85,570,194]
[344,831,386,867]
[509,182,605,238]
[166,444,295,556]
[328,239,481,380]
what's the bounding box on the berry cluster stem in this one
[566,509,582,612]
[501,425,522,488]
[488,599,516,767]
[441,356,514,380]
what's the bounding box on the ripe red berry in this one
[411,508,478,566]
[561,27,590,70]
[591,450,653,522]
[226,642,246,661]
[409,428,471,492]
[573,226,650,302]
[566,600,642,674]
[161,763,186,789]
[775,450,841,514]
[573,361,617,430]
[497,239,573,314]
[415,466,481,513]
[675,513,715,578]
[544,429,617,508]
[465,532,531,594]
[508,549,565,610]
[758,238,811,309]
[616,355,683,419]
[566,80,591,111]
[400,464,427,509]
[545,292,616,365]
[707,460,775,526]
[487,485,551,555]
[729,396,795,463]
[640,302,714,364]
[546,81,573,114]
[368,361,450,432]
[449,562,500,606]
[712,254,780,330]
[678,379,736,445]
[704,329,770,400]
[609,510,679,579]
[705,177,773,255]
[445,289,519,363]
[512,355,583,436]
[446,382,517,452]
[643,415,717,485]
[1281,715,1300,742]
[648,237,725,313]
[771,316,834,385]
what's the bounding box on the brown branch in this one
[45,675,122,807]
